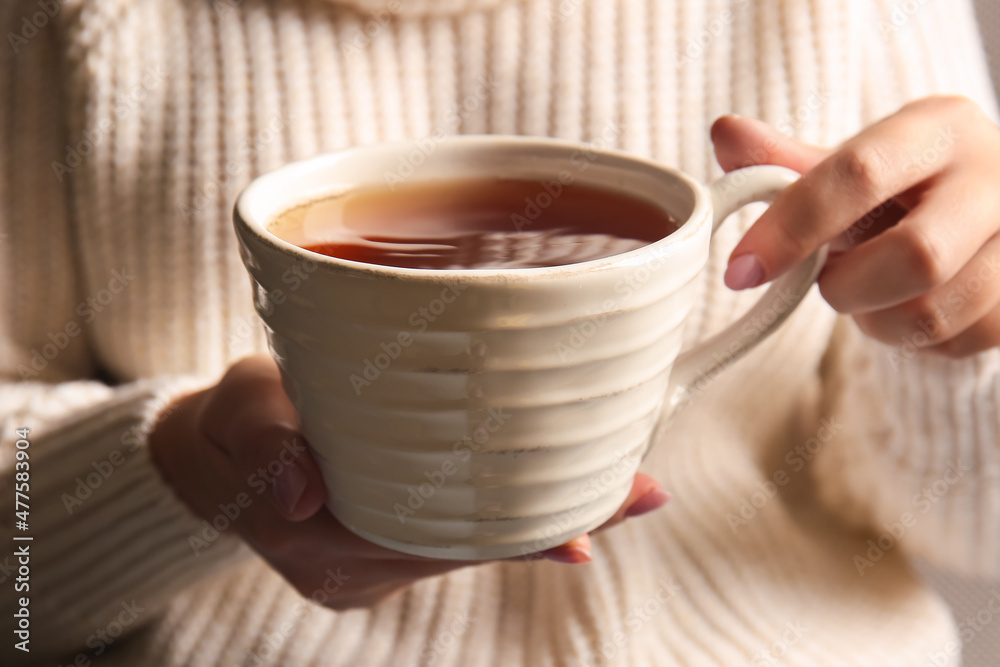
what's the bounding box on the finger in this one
[200,356,300,449]
[260,510,481,607]
[536,474,669,565]
[852,235,1000,346]
[711,116,908,256]
[539,534,593,564]
[725,100,963,290]
[819,174,1000,313]
[926,306,1000,358]
[595,472,670,531]
[200,356,326,521]
[254,497,467,565]
[711,115,829,173]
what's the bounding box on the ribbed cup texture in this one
[236,145,705,556]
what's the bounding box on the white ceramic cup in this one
[233,135,827,560]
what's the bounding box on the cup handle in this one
[664,165,829,413]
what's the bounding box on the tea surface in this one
[270,178,677,270]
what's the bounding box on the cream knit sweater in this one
[2,0,1000,665]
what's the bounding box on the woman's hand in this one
[712,95,1000,358]
[149,355,669,610]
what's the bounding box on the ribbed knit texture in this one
[1,0,999,665]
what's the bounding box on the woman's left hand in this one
[711,95,1000,358]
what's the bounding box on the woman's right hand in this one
[149,355,669,610]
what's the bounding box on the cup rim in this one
[233,134,711,282]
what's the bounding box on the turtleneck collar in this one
[330,0,507,16]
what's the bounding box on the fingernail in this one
[724,254,764,290]
[544,544,592,564]
[625,488,672,518]
[273,462,307,515]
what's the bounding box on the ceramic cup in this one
[233,135,827,560]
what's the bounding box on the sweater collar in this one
[331,0,506,16]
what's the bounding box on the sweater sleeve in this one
[812,0,1000,578]
[0,4,250,660]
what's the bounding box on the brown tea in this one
[269,178,677,270]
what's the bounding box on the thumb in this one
[201,356,327,522]
[710,116,832,291]
[710,115,829,174]
[227,416,327,523]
